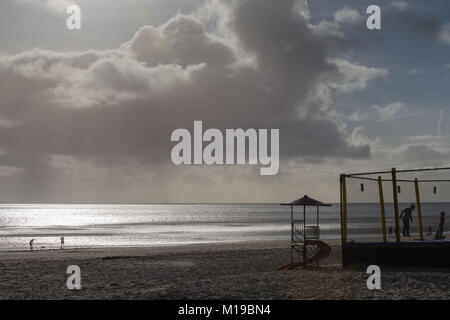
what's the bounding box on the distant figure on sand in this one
[400,204,415,237]
[29,239,34,251]
[388,226,393,238]
[435,212,446,240]
[427,226,432,236]
[60,236,65,249]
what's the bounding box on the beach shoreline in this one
[0,239,294,254]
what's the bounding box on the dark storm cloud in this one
[0,0,387,202]
[386,3,440,37]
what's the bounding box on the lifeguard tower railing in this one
[291,215,320,263]
[282,195,331,267]
[339,167,450,267]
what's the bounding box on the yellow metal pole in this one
[392,168,401,243]
[342,175,348,244]
[414,178,424,241]
[378,176,387,242]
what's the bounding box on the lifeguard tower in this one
[279,195,332,270]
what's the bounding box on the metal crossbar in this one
[345,176,450,183]
[345,166,450,177]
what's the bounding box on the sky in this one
[0,0,449,203]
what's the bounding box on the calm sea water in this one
[0,203,448,251]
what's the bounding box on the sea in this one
[0,203,448,251]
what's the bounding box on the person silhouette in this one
[400,204,415,237]
[60,236,65,249]
[29,238,35,251]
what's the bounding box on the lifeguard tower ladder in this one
[280,195,332,270]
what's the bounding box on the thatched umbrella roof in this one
[281,195,331,206]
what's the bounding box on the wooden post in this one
[378,176,387,242]
[341,175,348,244]
[392,168,401,243]
[316,206,319,228]
[414,178,424,241]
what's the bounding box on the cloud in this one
[349,102,408,122]
[348,110,370,122]
[394,142,450,166]
[408,69,423,75]
[0,118,21,128]
[16,0,75,15]
[330,59,388,93]
[439,23,450,45]
[45,0,74,14]
[0,0,389,202]
[0,165,23,177]
[348,126,379,149]
[438,109,445,136]
[390,1,410,11]
[373,102,407,121]
[386,3,440,37]
[334,7,362,25]
[352,133,450,173]
[386,5,450,46]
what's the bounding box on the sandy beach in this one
[1,239,450,300]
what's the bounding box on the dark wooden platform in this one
[342,241,450,268]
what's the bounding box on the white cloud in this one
[349,102,409,122]
[390,1,410,11]
[334,7,362,25]
[407,135,440,142]
[348,110,371,122]
[349,126,380,148]
[439,23,450,45]
[330,59,388,93]
[373,102,407,121]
